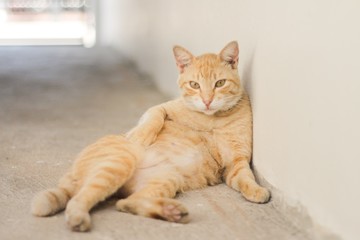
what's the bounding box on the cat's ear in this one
[219,41,239,69]
[173,45,194,73]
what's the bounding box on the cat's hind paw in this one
[162,203,190,223]
[65,201,91,232]
[116,198,190,223]
[65,208,91,232]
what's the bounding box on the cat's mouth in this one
[183,98,221,115]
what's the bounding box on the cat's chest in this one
[200,130,234,166]
[165,101,246,164]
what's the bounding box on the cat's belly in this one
[121,120,222,196]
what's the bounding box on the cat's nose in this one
[202,99,212,109]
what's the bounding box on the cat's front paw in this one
[241,185,271,203]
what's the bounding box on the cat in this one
[31,41,270,232]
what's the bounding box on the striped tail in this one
[31,187,70,217]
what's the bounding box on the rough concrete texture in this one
[0,47,338,240]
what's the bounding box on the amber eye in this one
[189,81,200,89]
[215,79,226,88]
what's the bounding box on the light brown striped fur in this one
[31,41,270,232]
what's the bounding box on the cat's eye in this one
[189,81,200,89]
[215,79,226,88]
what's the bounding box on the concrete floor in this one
[0,47,338,240]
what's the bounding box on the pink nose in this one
[202,99,212,109]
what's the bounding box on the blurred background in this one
[0,0,96,46]
[1,1,359,240]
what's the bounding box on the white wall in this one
[100,1,360,239]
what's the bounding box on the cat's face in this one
[173,41,243,115]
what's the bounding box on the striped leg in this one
[65,164,137,232]
[225,160,270,203]
[65,135,140,232]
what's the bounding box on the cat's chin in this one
[187,104,219,115]
[201,109,218,115]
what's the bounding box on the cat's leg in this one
[126,105,167,146]
[116,179,190,223]
[65,162,137,231]
[65,135,142,232]
[225,159,270,203]
[31,172,75,217]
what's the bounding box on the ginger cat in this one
[31,41,270,232]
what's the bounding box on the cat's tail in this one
[31,187,71,217]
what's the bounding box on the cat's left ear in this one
[220,41,239,69]
[173,45,194,73]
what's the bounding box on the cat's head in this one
[173,41,243,115]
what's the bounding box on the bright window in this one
[0,0,96,46]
